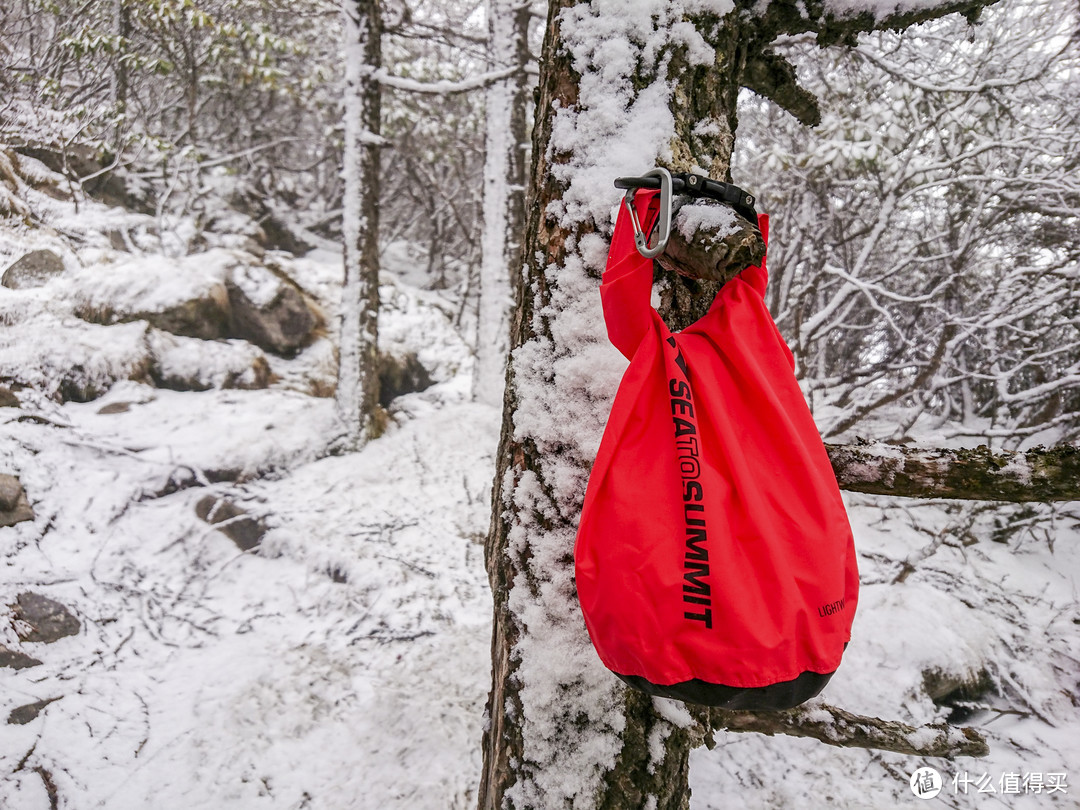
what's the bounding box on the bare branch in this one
[742,0,1003,121]
[828,442,1080,502]
[711,702,990,758]
[755,0,1000,48]
[742,50,822,126]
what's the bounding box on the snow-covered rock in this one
[8,592,80,644]
[225,261,323,356]
[1,249,65,289]
[378,350,433,406]
[0,644,41,670]
[0,310,154,402]
[67,249,323,355]
[194,494,268,551]
[70,252,233,340]
[147,330,272,392]
[0,473,34,527]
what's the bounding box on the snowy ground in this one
[2,166,1078,809]
[691,496,1080,809]
[1,164,497,809]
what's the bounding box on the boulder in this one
[2,249,65,290]
[923,667,994,724]
[122,288,231,342]
[226,263,322,356]
[255,214,312,257]
[70,251,321,354]
[227,188,312,256]
[107,229,131,252]
[17,144,149,212]
[0,474,34,528]
[195,495,267,551]
[923,667,993,702]
[147,331,273,392]
[10,593,80,643]
[0,387,19,408]
[71,256,232,341]
[2,320,156,403]
[379,351,434,406]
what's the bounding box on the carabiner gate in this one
[622,167,672,259]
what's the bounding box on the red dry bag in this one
[574,189,859,709]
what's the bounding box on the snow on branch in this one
[827,442,1080,502]
[757,0,999,47]
[710,702,990,758]
[373,66,521,95]
[743,0,1001,124]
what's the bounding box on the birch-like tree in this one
[478,0,1013,806]
[473,0,534,404]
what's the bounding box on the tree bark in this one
[828,442,1080,502]
[336,0,383,449]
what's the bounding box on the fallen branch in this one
[827,442,1080,502]
[710,702,990,758]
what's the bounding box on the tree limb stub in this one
[656,201,766,283]
[711,702,990,758]
[741,50,822,127]
[827,442,1080,503]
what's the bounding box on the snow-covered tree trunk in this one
[478,4,747,807]
[336,0,383,449]
[473,0,532,405]
[479,0,1002,806]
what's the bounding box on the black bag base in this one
[616,668,834,711]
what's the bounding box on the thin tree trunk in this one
[336,0,383,449]
[112,0,129,144]
[473,0,531,405]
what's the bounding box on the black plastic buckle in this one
[614,172,757,226]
